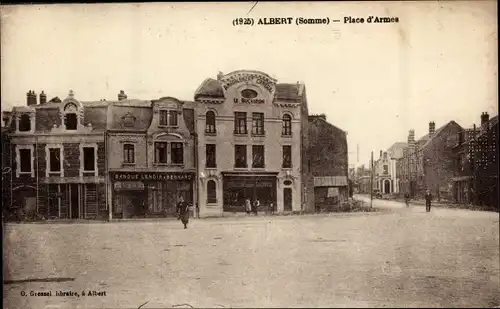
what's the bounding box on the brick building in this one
[193,70,313,217]
[105,91,197,219]
[2,90,108,219]
[308,114,348,210]
[452,112,498,209]
[397,121,463,200]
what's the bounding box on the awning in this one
[314,176,348,187]
[452,176,473,181]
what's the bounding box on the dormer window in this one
[19,114,31,132]
[65,113,78,130]
[159,110,178,127]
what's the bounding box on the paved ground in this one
[3,199,499,308]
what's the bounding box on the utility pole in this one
[370,151,374,208]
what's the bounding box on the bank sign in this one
[112,172,193,181]
[219,71,277,95]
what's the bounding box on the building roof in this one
[106,101,153,132]
[308,115,346,134]
[419,121,460,149]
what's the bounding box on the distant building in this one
[452,112,498,209]
[373,150,392,194]
[387,142,407,194]
[397,120,463,200]
[308,114,348,210]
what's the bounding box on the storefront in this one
[110,171,194,218]
[222,173,277,212]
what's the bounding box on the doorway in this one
[70,184,79,219]
[384,180,391,194]
[284,188,292,211]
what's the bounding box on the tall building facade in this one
[373,150,392,194]
[193,70,312,217]
[386,142,407,194]
[2,90,108,219]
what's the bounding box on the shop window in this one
[206,144,216,168]
[252,145,265,168]
[155,142,168,164]
[171,142,184,165]
[234,112,247,134]
[19,114,31,132]
[65,113,78,130]
[234,145,247,168]
[49,148,61,173]
[159,110,178,127]
[123,144,135,164]
[205,111,216,134]
[207,180,217,204]
[282,114,292,136]
[19,149,32,173]
[83,147,96,171]
[252,113,264,135]
[282,145,292,168]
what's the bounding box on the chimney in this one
[40,91,47,105]
[429,121,436,137]
[26,90,37,106]
[408,129,415,148]
[118,90,127,101]
[380,150,383,159]
[2,112,11,127]
[481,112,489,126]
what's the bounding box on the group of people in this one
[404,190,433,212]
[244,198,260,215]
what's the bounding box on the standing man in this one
[176,196,189,229]
[425,190,433,212]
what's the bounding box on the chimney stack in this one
[118,90,127,101]
[429,121,436,137]
[408,129,415,148]
[26,90,37,106]
[481,112,489,126]
[380,150,383,159]
[40,91,47,105]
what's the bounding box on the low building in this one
[308,114,348,210]
[2,90,108,219]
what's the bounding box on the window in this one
[155,142,168,164]
[252,113,264,135]
[83,147,95,171]
[282,145,292,168]
[234,112,247,134]
[207,180,217,204]
[252,145,265,168]
[282,114,292,136]
[19,149,32,173]
[383,165,388,174]
[234,145,247,168]
[205,111,216,134]
[19,114,31,132]
[171,142,184,165]
[123,144,135,164]
[159,110,178,127]
[206,144,216,168]
[49,148,61,172]
[65,113,78,130]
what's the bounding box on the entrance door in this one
[384,180,391,194]
[284,188,292,211]
[70,184,79,219]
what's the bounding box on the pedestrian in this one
[425,190,433,212]
[252,198,260,215]
[245,198,252,215]
[404,192,410,207]
[176,196,189,229]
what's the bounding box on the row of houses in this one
[358,113,498,210]
[1,69,349,220]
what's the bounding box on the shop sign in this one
[112,172,193,182]
[114,181,145,191]
[219,71,277,94]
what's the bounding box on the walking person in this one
[425,190,433,212]
[252,198,260,216]
[176,196,189,229]
[404,192,410,208]
[245,198,252,215]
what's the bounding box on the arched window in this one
[19,114,31,132]
[64,103,78,130]
[205,111,216,134]
[207,180,217,204]
[282,114,292,136]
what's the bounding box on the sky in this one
[1,1,497,167]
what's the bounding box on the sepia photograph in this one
[1,1,498,308]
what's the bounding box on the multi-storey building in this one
[386,142,407,194]
[2,90,108,219]
[308,114,348,209]
[397,121,463,200]
[373,150,392,194]
[193,70,312,217]
[452,112,498,208]
[105,91,197,219]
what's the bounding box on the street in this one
[3,200,499,308]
